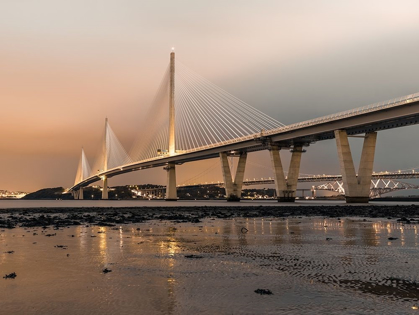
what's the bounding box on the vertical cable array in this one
[129,60,284,163]
[74,148,92,185]
[91,119,132,175]
[129,66,170,162]
[175,61,285,151]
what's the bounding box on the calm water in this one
[1,217,418,314]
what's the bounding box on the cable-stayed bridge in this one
[70,51,419,203]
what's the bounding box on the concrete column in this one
[165,162,177,201]
[335,130,377,203]
[102,176,108,200]
[78,187,84,200]
[233,153,247,198]
[358,132,377,198]
[220,152,234,197]
[269,146,287,201]
[169,51,175,155]
[286,146,303,201]
[219,152,247,201]
[270,146,303,202]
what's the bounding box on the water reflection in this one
[1,218,418,314]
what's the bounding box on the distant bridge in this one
[178,171,419,187]
[156,172,416,199]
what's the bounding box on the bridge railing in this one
[264,92,419,136]
[175,92,419,156]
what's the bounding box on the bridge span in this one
[70,51,419,204]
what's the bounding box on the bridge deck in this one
[70,93,419,191]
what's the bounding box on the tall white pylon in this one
[102,118,109,199]
[166,50,177,200]
[90,118,132,200]
[169,50,176,156]
[74,147,91,200]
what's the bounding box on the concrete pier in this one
[165,163,177,201]
[78,187,84,200]
[102,176,108,200]
[269,146,287,200]
[269,145,303,202]
[335,130,377,203]
[220,152,247,201]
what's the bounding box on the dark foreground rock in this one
[3,272,17,279]
[0,205,418,229]
[254,289,273,295]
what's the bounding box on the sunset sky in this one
[1,0,419,192]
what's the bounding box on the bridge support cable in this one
[74,148,91,199]
[269,145,304,202]
[129,66,170,162]
[129,51,284,165]
[90,118,131,200]
[335,130,377,203]
[220,152,247,201]
[174,61,285,152]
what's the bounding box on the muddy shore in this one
[1,205,418,229]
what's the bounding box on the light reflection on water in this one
[0,217,418,314]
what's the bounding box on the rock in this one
[185,254,204,259]
[397,217,411,223]
[102,268,112,273]
[254,289,273,295]
[3,272,17,279]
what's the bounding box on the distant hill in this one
[22,187,72,200]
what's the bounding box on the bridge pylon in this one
[220,152,247,201]
[166,50,178,201]
[102,118,109,200]
[74,147,91,200]
[335,130,377,203]
[269,145,304,202]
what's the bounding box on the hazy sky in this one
[1,0,419,192]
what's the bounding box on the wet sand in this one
[1,207,419,314]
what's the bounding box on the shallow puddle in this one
[1,217,418,314]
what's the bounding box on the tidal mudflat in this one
[1,207,419,314]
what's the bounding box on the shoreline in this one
[1,205,418,229]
